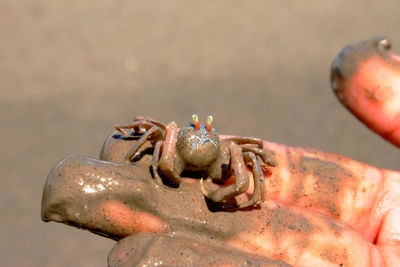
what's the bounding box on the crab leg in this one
[152,140,163,184]
[200,143,250,203]
[115,121,160,136]
[123,126,163,161]
[223,137,264,149]
[133,116,167,131]
[241,146,276,167]
[241,151,265,208]
[158,121,183,185]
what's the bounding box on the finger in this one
[371,170,400,266]
[41,155,167,239]
[108,232,286,267]
[331,37,400,147]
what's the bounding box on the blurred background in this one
[1,1,399,265]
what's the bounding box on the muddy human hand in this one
[41,37,400,266]
[42,134,399,266]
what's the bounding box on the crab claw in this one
[199,177,236,203]
[199,177,214,200]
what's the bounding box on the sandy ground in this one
[1,1,399,266]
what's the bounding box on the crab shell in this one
[176,126,220,169]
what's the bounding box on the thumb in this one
[331,37,400,147]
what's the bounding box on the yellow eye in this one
[192,114,200,130]
[206,115,213,132]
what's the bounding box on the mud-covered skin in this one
[109,233,292,267]
[115,116,275,208]
[330,37,400,146]
[41,134,392,266]
[330,37,394,102]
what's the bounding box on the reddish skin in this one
[331,37,400,147]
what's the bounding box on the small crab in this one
[114,115,275,208]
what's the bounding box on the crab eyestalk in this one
[192,114,200,130]
[206,115,213,132]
